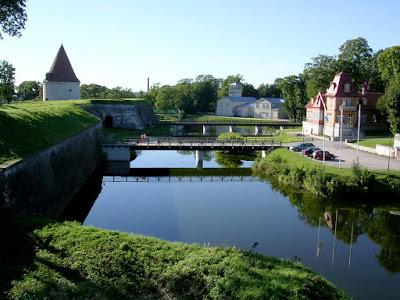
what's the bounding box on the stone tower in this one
[228,82,242,97]
[43,44,80,100]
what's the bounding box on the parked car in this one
[312,150,335,161]
[302,147,320,157]
[289,143,315,152]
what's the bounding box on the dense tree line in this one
[80,84,144,99]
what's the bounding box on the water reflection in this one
[72,150,400,299]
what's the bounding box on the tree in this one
[377,46,400,84]
[242,83,260,98]
[303,55,338,99]
[0,0,27,39]
[81,83,109,99]
[337,37,374,87]
[192,75,220,112]
[257,83,281,98]
[17,80,40,100]
[0,60,15,103]
[218,74,243,98]
[106,87,136,99]
[381,76,400,135]
[278,74,307,121]
[155,85,176,112]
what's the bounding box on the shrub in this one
[217,132,243,141]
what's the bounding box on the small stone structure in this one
[43,44,80,100]
[83,103,155,129]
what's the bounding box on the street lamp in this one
[356,97,364,164]
[339,105,343,169]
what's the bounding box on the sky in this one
[1,0,400,91]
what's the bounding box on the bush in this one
[217,132,244,141]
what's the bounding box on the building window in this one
[343,99,352,106]
[344,83,351,93]
[362,113,367,124]
[69,89,72,92]
[348,114,353,125]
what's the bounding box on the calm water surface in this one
[82,150,400,300]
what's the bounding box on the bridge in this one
[160,121,301,127]
[103,137,284,161]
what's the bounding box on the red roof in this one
[45,45,80,82]
[325,72,358,97]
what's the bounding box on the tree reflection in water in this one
[266,177,400,274]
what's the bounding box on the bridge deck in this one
[103,137,284,151]
[160,121,301,127]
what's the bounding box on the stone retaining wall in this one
[0,124,103,217]
[83,103,155,129]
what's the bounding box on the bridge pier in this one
[195,150,204,169]
[229,125,236,133]
[202,125,210,135]
[254,125,262,136]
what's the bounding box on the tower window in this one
[344,83,351,93]
[69,89,72,92]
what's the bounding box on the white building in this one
[215,82,257,117]
[215,83,287,119]
[43,44,80,101]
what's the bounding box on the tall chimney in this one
[147,77,150,93]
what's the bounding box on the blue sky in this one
[1,0,400,91]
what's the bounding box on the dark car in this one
[289,143,315,152]
[312,150,335,161]
[302,147,320,157]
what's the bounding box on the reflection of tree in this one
[264,176,400,273]
[215,151,243,168]
[367,210,400,274]
[176,150,212,161]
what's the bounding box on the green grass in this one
[0,212,347,299]
[359,137,393,148]
[268,148,400,178]
[0,101,100,165]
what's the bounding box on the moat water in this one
[74,150,399,300]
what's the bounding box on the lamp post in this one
[387,135,392,171]
[339,105,343,169]
[323,107,327,164]
[356,98,363,164]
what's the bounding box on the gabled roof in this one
[305,92,326,109]
[258,97,285,108]
[325,72,357,97]
[45,44,80,83]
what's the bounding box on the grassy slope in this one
[0,101,100,165]
[269,148,400,178]
[359,137,393,148]
[0,214,347,300]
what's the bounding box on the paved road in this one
[285,140,400,170]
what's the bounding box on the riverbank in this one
[253,148,400,198]
[0,101,100,165]
[0,210,348,300]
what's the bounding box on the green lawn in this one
[270,148,400,178]
[359,137,394,148]
[0,101,100,165]
[0,211,348,299]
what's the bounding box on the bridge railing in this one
[105,137,283,147]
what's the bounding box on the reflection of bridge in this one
[103,137,283,161]
[103,175,259,183]
[103,167,258,183]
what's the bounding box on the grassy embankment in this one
[253,148,400,198]
[0,99,151,165]
[0,210,348,300]
[359,137,393,148]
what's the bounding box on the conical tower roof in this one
[45,44,80,82]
